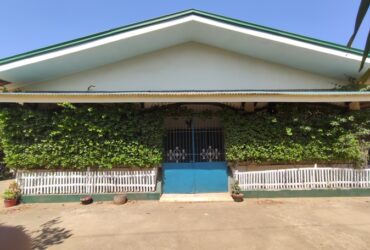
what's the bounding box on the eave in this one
[1,90,370,103]
[0,9,366,66]
[0,9,369,86]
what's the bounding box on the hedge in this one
[0,103,369,170]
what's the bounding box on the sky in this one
[0,0,369,59]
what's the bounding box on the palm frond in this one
[347,0,370,47]
[359,30,370,72]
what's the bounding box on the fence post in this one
[234,169,239,181]
[86,167,91,194]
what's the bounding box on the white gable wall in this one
[25,43,339,92]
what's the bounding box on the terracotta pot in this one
[113,193,127,205]
[231,193,244,202]
[4,198,18,208]
[80,196,93,205]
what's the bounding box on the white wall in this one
[25,42,339,92]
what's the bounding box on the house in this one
[0,9,369,196]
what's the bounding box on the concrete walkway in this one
[160,193,233,202]
[2,194,370,249]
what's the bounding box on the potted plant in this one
[3,181,20,208]
[231,180,244,202]
[80,195,93,205]
[113,193,127,205]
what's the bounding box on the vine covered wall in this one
[0,103,164,169]
[0,103,369,170]
[222,104,370,166]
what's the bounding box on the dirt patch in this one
[2,198,370,249]
[256,199,285,205]
[0,204,32,214]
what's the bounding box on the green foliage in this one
[231,180,241,194]
[222,104,370,166]
[0,103,369,170]
[0,104,164,169]
[3,189,17,200]
[335,83,370,91]
[3,181,20,200]
[347,0,369,71]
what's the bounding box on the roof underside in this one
[0,9,369,86]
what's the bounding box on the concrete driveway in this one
[1,183,370,249]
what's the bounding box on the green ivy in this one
[222,104,370,166]
[0,103,369,170]
[0,104,164,169]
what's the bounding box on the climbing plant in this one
[0,103,164,169]
[0,103,369,169]
[221,104,370,166]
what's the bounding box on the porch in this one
[4,101,369,201]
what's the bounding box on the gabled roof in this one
[0,9,366,65]
[0,9,369,85]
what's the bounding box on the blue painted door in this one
[162,117,228,193]
[162,162,228,193]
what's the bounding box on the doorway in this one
[162,116,228,193]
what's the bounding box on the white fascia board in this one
[192,16,368,63]
[1,14,367,74]
[0,16,194,72]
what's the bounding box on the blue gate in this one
[163,162,228,193]
[162,117,228,193]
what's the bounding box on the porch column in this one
[349,102,361,110]
[244,103,255,113]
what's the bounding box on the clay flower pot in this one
[113,193,127,205]
[231,193,244,202]
[4,198,18,208]
[80,196,93,205]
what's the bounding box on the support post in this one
[349,102,361,110]
[244,103,255,113]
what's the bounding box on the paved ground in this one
[1,181,370,249]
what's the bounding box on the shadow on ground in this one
[0,224,31,250]
[0,217,72,250]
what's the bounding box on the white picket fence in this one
[16,168,158,195]
[233,167,370,191]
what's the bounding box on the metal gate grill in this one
[164,117,225,163]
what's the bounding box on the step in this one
[160,193,233,202]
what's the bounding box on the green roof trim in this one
[0,9,367,66]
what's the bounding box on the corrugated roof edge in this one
[0,9,367,66]
[18,89,370,93]
[2,90,370,95]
